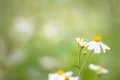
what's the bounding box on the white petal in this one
[75,38,80,42]
[63,71,73,76]
[101,69,109,74]
[70,77,78,80]
[48,74,53,80]
[58,76,64,80]
[94,42,101,54]
[88,41,96,50]
[89,64,98,71]
[100,42,110,53]
[84,42,88,47]
[49,74,60,80]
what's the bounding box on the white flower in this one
[87,36,110,54]
[75,37,88,48]
[48,70,73,80]
[59,76,78,80]
[89,64,109,74]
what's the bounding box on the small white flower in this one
[87,36,110,54]
[59,76,78,80]
[89,64,109,74]
[48,70,73,80]
[75,37,88,48]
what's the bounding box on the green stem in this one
[78,46,83,80]
[80,50,93,72]
[78,47,82,67]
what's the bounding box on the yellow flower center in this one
[65,76,70,80]
[93,36,101,42]
[56,70,64,75]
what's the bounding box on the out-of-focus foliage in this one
[0,0,120,80]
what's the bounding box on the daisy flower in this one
[87,36,110,53]
[59,75,78,80]
[89,64,109,74]
[75,37,88,48]
[48,70,73,80]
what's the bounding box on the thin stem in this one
[77,46,83,80]
[78,47,82,66]
[80,50,93,72]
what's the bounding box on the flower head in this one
[89,64,109,74]
[75,37,88,48]
[48,70,73,80]
[87,36,110,54]
[59,75,78,80]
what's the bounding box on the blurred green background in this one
[0,0,120,80]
